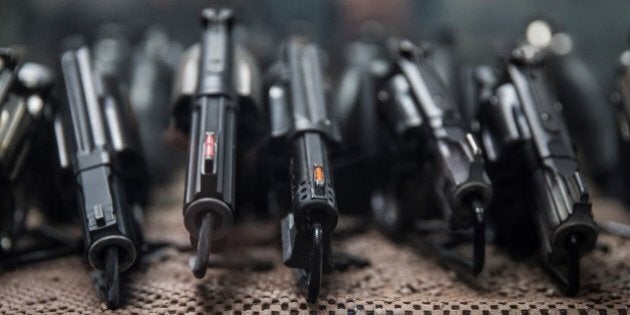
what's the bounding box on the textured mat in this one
[1,173,629,314]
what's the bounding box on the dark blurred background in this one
[1,0,627,82]
[1,0,629,194]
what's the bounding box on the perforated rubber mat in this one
[1,174,630,314]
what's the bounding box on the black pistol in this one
[171,9,240,279]
[374,40,492,274]
[614,47,630,206]
[130,27,184,182]
[267,37,342,302]
[334,39,388,216]
[474,45,598,295]
[523,20,619,198]
[58,46,147,307]
[0,47,56,258]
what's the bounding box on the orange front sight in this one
[314,165,325,186]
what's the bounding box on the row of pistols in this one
[2,8,630,308]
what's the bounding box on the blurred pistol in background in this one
[473,45,598,295]
[0,47,65,263]
[522,20,619,200]
[334,37,388,216]
[373,40,493,274]
[613,48,630,209]
[129,27,184,182]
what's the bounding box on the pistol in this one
[473,45,598,295]
[0,48,55,256]
[374,40,492,274]
[616,49,630,144]
[171,9,247,279]
[595,46,630,236]
[614,47,630,205]
[57,45,147,306]
[130,27,184,181]
[334,39,388,215]
[523,20,619,197]
[267,37,342,302]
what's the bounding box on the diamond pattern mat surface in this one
[1,173,629,314]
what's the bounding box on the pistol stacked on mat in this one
[0,48,55,258]
[171,8,241,280]
[266,37,345,303]
[372,39,493,274]
[470,45,597,296]
[56,46,148,307]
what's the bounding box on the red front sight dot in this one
[203,132,216,173]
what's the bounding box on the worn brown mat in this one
[1,173,629,314]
